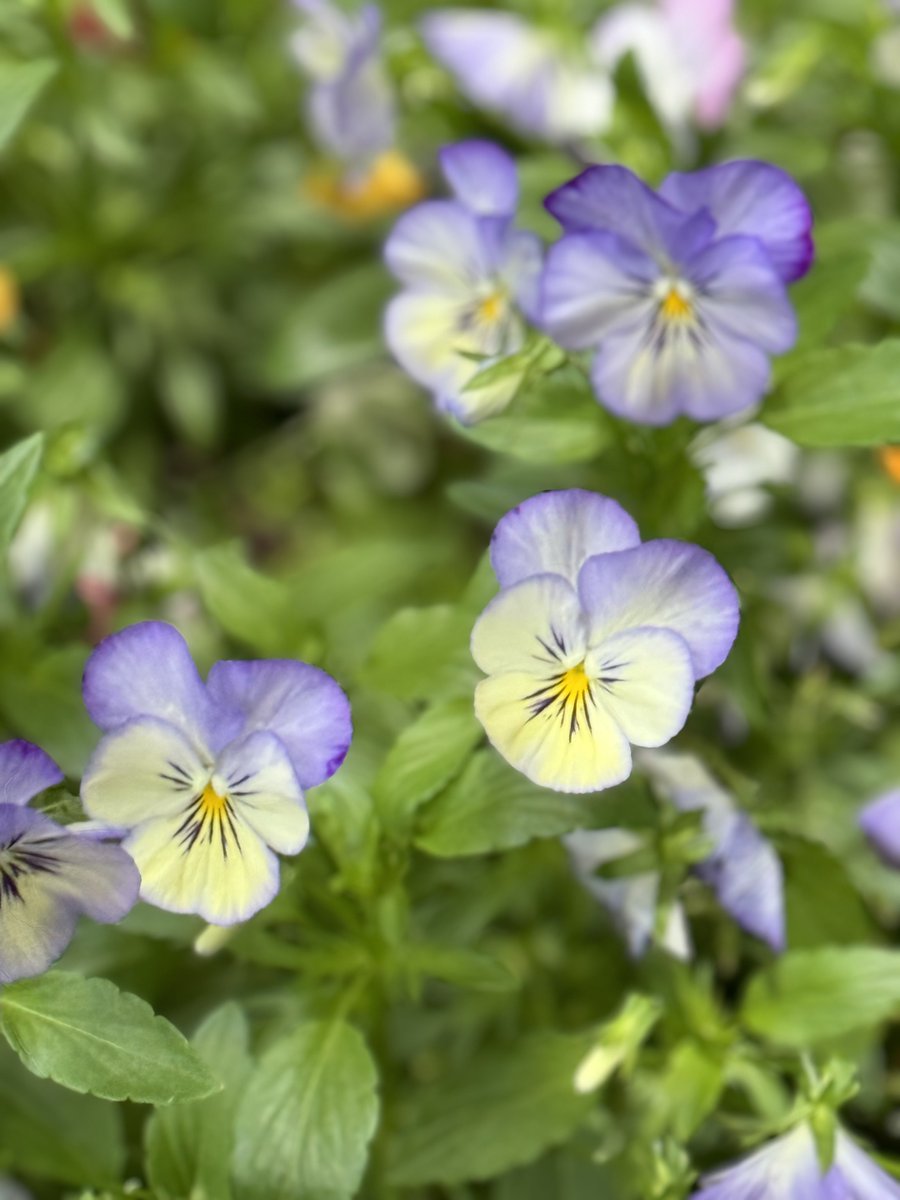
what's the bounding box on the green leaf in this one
[387,1030,595,1186]
[456,368,610,464]
[763,341,900,447]
[362,604,476,701]
[233,1019,379,1200]
[0,1041,124,1187]
[416,750,633,857]
[373,698,482,835]
[781,835,876,948]
[0,433,43,553]
[789,223,869,351]
[146,1003,253,1200]
[0,60,56,154]
[0,972,221,1104]
[195,542,307,657]
[405,943,518,992]
[0,642,96,776]
[742,947,900,1046]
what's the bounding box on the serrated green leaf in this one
[742,947,900,1046]
[374,698,482,835]
[233,1019,379,1200]
[416,749,633,857]
[0,433,43,553]
[145,1003,253,1200]
[195,542,306,657]
[387,1030,595,1186]
[0,60,56,153]
[0,973,220,1104]
[764,341,900,447]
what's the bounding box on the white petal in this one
[586,627,695,747]
[475,670,631,794]
[470,575,587,676]
[213,732,309,856]
[81,717,208,829]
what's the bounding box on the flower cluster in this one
[567,750,785,958]
[421,0,744,146]
[384,140,543,423]
[469,489,739,793]
[0,621,351,985]
[386,143,813,427]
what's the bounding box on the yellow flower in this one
[0,268,20,333]
[304,150,426,221]
[879,446,900,484]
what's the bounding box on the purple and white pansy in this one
[384,139,543,423]
[80,621,351,926]
[290,0,395,167]
[540,161,813,425]
[421,10,614,145]
[0,739,139,984]
[695,1123,900,1199]
[566,751,784,959]
[470,489,739,793]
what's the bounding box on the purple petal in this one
[860,789,900,867]
[539,230,657,350]
[439,140,518,217]
[659,160,814,283]
[0,740,63,807]
[689,234,797,354]
[502,229,544,323]
[0,805,139,984]
[695,1125,824,1200]
[834,1130,900,1199]
[490,489,641,589]
[82,621,239,753]
[701,812,785,950]
[545,165,716,264]
[578,540,740,679]
[206,660,352,790]
[588,303,775,426]
[385,200,497,291]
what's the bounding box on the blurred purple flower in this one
[0,739,139,984]
[384,140,543,423]
[290,0,394,166]
[540,161,813,425]
[593,0,745,134]
[860,789,900,866]
[421,9,614,144]
[81,621,351,925]
[471,490,739,792]
[695,1123,900,1199]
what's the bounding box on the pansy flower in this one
[471,490,739,793]
[695,1123,900,1199]
[566,826,691,959]
[0,739,139,984]
[593,0,745,136]
[421,10,614,145]
[860,788,900,866]
[540,161,813,425]
[384,139,543,423]
[81,622,351,925]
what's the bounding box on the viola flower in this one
[860,789,900,866]
[641,749,785,950]
[540,161,813,425]
[80,621,352,925]
[0,739,139,984]
[290,0,423,219]
[471,490,739,792]
[565,827,691,959]
[593,0,745,136]
[421,10,614,144]
[385,139,543,423]
[695,1123,900,1199]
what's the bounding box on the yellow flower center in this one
[477,290,506,325]
[660,288,693,322]
[560,662,591,704]
[199,782,228,818]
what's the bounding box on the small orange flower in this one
[304,150,426,222]
[879,446,900,484]
[0,268,19,333]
